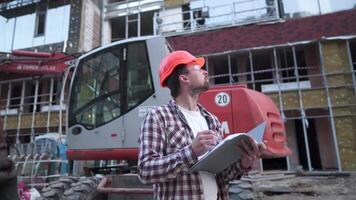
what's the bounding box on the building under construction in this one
[0,0,356,183]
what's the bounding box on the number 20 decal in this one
[215,92,230,107]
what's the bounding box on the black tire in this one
[39,176,79,200]
[229,179,255,200]
[61,177,103,200]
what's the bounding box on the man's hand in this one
[191,130,218,157]
[236,137,259,169]
[237,139,288,170]
[258,140,290,158]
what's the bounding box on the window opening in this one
[10,84,21,109]
[0,84,9,112]
[51,78,61,105]
[252,51,273,91]
[278,47,308,82]
[208,55,229,85]
[24,81,36,113]
[35,9,46,36]
[110,7,157,41]
[128,14,138,38]
[111,16,126,42]
[230,55,238,83]
[350,41,356,77]
[140,10,154,36]
[182,3,191,30]
[193,8,206,28]
[39,78,51,109]
[231,53,251,86]
[295,118,321,170]
[304,44,322,87]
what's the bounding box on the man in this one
[138,50,262,200]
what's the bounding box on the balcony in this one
[154,0,282,36]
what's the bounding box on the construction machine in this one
[39,36,291,200]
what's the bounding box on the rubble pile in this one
[229,171,356,200]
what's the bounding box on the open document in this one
[188,121,266,174]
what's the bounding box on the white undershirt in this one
[178,105,218,200]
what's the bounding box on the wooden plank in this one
[297,171,351,177]
[255,185,315,195]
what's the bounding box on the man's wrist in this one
[180,145,199,168]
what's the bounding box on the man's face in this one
[185,62,209,95]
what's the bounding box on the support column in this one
[292,46,311,171]
[47,77,54,133]
[228,55,233,85]
[249,51,256,90]
[16,81,26,143]
[31,79,39,142]
[4,83,12,136]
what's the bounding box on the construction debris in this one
[229,171,356,200]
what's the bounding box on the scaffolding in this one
[0,72,71,188]
[0,75,66,142]
[204,37,356,171]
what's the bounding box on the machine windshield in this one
[69,41,154,129]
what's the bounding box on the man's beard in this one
[190,81,209,95]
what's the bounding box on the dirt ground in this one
[253,172,356,200]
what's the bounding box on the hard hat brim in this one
[195,57,205,68]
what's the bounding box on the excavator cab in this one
[67,36,172,160]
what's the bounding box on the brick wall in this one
[80,0,101,52]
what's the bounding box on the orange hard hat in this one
[159,50,205,87]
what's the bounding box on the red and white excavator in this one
[65,36,290,161]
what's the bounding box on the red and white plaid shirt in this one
[138,100,245,200]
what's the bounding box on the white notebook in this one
[188,121,266,174]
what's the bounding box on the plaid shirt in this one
[138,100,245,200]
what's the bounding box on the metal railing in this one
[154,0,281,36]
[9,137,68,189]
